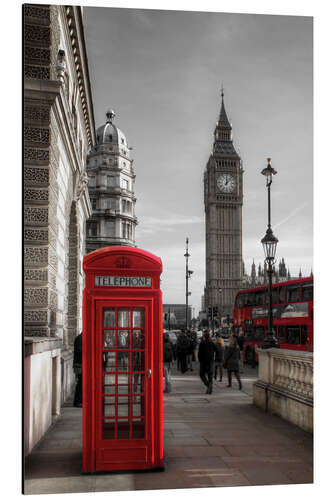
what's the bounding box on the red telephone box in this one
[82,246,163,472]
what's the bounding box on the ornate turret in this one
[251,259,256,285]
[213,87,238,156]
[86,109,138,252]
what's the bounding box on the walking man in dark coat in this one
[198,331,217,394]
[176,329,191,373]
[73,332,82,407]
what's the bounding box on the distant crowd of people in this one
[163,328,245,394]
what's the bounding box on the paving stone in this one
[94,473,136,492]
[24,476,95,494]
[24,364,313,494]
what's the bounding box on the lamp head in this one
[261,157,277,185]
[261,227,278,261]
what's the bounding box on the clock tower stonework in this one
[204,91,243,318]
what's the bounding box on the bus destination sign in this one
[95,276,152,287]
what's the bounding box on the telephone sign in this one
[95,276,152,287]
[82,246,163,473]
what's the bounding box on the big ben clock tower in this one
[204,89,243,319]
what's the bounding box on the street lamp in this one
[261,158,279,349]
[218,287,222,329]
[184,238,193,330]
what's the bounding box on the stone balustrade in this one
[253,348,313,432]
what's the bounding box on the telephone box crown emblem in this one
[115,256,131,268]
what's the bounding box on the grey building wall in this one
[23,4,95,454]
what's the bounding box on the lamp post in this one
[218,287,222,329]
[184,237,193,330]
[261,158,279,349]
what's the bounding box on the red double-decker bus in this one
[233,276,313,365]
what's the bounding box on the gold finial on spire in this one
[220,83,224,97]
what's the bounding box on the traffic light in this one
[213,306,218,317]
[207,306,212,318]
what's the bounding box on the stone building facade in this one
[86,110,138,252]
[204,90,243,317]
[162,304,192,330]
[23,4,95,454]
[242,258,309,288]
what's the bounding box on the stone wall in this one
[24,338,62,455]
[24,4,95,454]
[253,348,313,432]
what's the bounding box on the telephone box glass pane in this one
[104,396,116,417]
[103,374,115,394]
[104,309,115,327]
[103,331,116,348]
[132,419,145,439]
[117,373,130,394]
[133,396,145,417]
[118,330,129,349]
[117,351,129,371]
[118,396,129,417]
[132,373,144,394]
[102,421,115,440]
[133,309,145,327]
[118,420,130,439]
[118,309,130,328]
[103,352,116,371]
[133,330,145,348]
[132,351,145,372]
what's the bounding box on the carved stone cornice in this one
[63,6,96,148]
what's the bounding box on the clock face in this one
[217,174,236,193]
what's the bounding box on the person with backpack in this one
[224,334,242,390]
[163,333,173,393]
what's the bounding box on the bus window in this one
[254,326,265,341]
[245,293,255,307]
[278,326,287,342]
[255,290,265,306]
[244,326,254,341]
[300,325,307,344]
[278,286,286,304]
[287,285,300,302]
[302,283,313,301]
[236,293,245,308]
[286,326,300,344]
[272,288,279,305]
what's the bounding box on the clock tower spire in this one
[204,89,243,319]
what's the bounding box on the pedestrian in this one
[224,334,242,390]
[186,330,196,371]
[176,329,191,373]
[73,332,82,407]
[214,334,225,381]
[198,330,217,394]
[237,328,245,373]
[163,333,173,393]
[190,329,198,362]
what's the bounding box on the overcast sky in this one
[83,7,313,315]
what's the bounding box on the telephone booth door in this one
[95,300,153,470]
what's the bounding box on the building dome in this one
[96,109,128,147]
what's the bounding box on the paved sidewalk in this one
[24,364,313,494]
